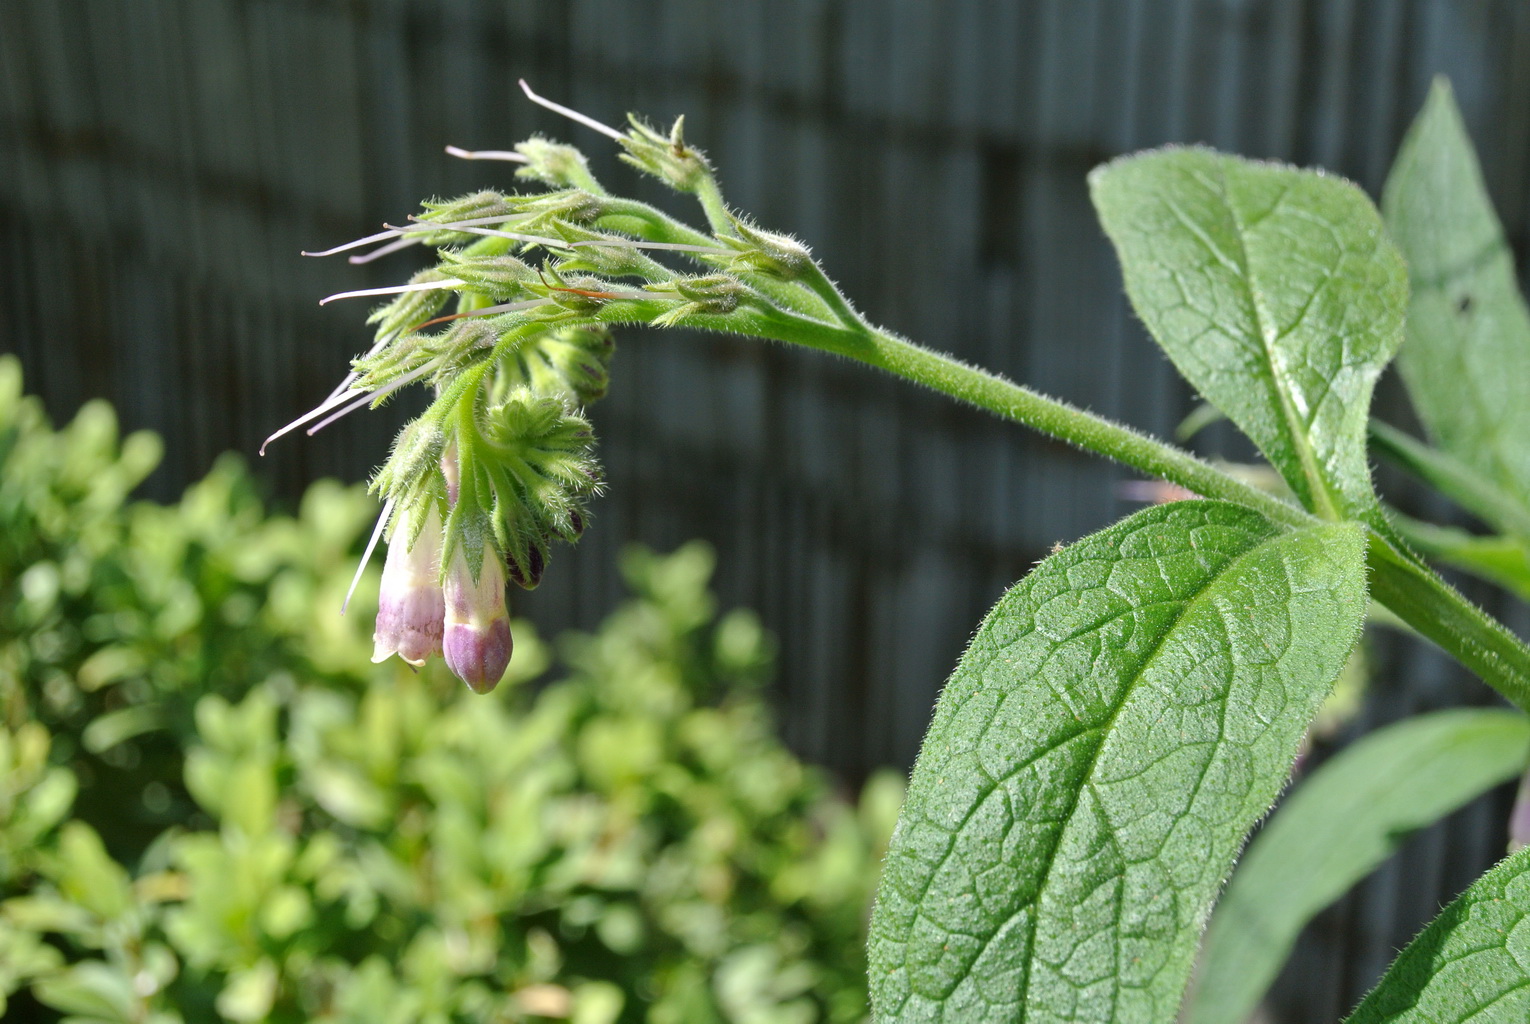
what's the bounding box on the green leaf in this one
[1388,513,1530,604]
[1364,534,1530,715]
[1186,708,1530,1024]
[32,962,137,1022]
[1091,148,1406,519]
[1383,79,1530,518]
[216,959,279,1023]
[1370,419,1530,542]
[1345,846,1530,1023]
[868,500,1366,1022]
[56,823,132,922]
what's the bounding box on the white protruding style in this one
[319,278,464,306]
[518,79,626,142]
[446,145,530,163]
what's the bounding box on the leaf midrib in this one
[1185,161,1341,520]
[1007,522,1289,1020]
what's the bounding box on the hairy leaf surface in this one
[1383,79,1530,521]
[1186,709,1530,1024]
[1346,846,1530,1023]
[1091,149,1405,519]
[868,501,1366,1023]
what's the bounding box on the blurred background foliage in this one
[7,2,1530,1019]
[0,355,900,1023]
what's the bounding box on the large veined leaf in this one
[1091,149,1406,520]
[1345,845,1530,1023]
[1383,79,1530,521]
[868,501,1366,1023]
[1185,708,1530,1024]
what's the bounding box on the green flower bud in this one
[550,226,669,280]
[469,387,602,591]
[366,268,458,341]
[514,137,600,191]
[649,275,747,327]
[508,188,609,225]
[416,190,516,238]
[721,219,812,280]
[619,115,713,194]
[494,324,616,406]
[438,250,537,297]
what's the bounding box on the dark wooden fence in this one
[6,1,1530,1019]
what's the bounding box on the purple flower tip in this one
[444,617,513,694]
[442,549,513,693]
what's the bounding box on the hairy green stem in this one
[1371,418,1530,541]
[693,175,734,238]
[1368,535,1530,710]
[797,260,866,332]
[759,312,1314,528]
[739,309,1530,712]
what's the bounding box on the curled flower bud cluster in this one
[287,83,861,694]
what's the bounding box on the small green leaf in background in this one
[1369,419,1530,543]
[1345,845,1530,1023]
[216,957,279,1023]
[32,960,138,1022]
[1091,148,1406,520]
[1385,513,1530,604]
[1383,78,1530,524]
[56,822,133,923]
[1185,708,1530,1024]
[868,500,1366,1023]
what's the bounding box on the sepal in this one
[720,219,812,280]
[619,115,714,194]
[513,137,600,191]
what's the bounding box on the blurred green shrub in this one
[0,355,900,1023]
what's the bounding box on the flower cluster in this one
[273,81,866,692]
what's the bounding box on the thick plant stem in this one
[580,293,1530,711]
[746,311,1530,714]
[758,312,1315,528]
[1368,534,1530,712]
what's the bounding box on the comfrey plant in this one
[279,79,1530,1022]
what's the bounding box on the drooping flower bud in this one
[442,547,513,694]
[372,505,446,666]
[506,542,546,590]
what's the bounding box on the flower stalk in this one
[275,84,1530,713]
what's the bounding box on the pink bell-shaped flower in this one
[442,547,513,693]
[371,506,446,667]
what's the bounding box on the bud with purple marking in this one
[372,506,446,667]
[442,547,513,694]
